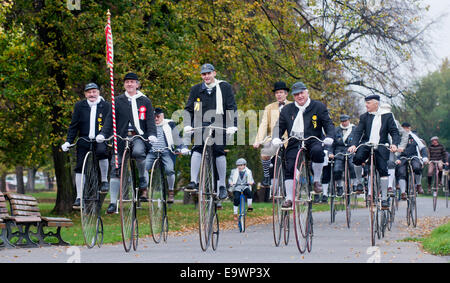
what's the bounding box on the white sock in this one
[99,159,109,182]
[322,183,329,196]
[399,179,406,194]
[234,206,238,214]
[167,174,175,191]
[216,155,227,187]
[110,177,120,204]
[190,152,202,183]
[337,180,344,187]
[312,162,324,183]
[388,169,395,188]
[354,166,363,184]
[415,174,422,186]
[380,177,389,201]
[247,198,253,207]
[76,173,82,199]
[284,179,293,201]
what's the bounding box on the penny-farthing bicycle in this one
[272,145,290,247]
[116,135,148,252]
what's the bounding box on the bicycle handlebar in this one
[282,135,324,144]
[68,136,115,149]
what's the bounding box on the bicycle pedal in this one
[281,207,293,211]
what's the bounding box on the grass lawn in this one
[422,222,450,256]
[28,190,336,246]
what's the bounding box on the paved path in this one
[0,197,448,263]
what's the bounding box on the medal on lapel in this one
[139,106,146,120]
[98,114,103,131]
[312,114,317,129]
[194,98,201,112]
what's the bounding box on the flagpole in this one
[106,9,118,169]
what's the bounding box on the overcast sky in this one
[422,0,450,71]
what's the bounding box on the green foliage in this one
[393,59,450,148]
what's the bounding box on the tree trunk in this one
[15,166,25,194]
[0,172,6,193]
[26,168,37,192]
[52,145,75,214]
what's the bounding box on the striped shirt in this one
[151,125,167,151]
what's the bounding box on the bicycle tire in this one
[272,150,284,246]
[96,217,104,248]
[119,150,137,252]
[283,211,290,246]
[198,140,215,251]
[80,151,100,249]
[292,149,309,254]
[433,169,438,211]
[149,158,165,243]
[238,193,246,233]
[211,211,220,251]
[344,159,351,228]
[408,165,417,227]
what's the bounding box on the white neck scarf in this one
[368,104,390,145]
[340,123,354,144]
[231,167,252,186]
[291,98,311,138]
[206,79,224,115]
[156,119,174,148]
[406,131,426,151]
[125,91,145,135]
[87,96,104,139]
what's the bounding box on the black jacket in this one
[275,100,335,150]
[399,134,428,159]
[101,93,156,139]
[333,125,356,154]
[350,112,400,147]
[66,99,111,143]
[184,81,237,128]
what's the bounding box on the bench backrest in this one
[0,192,9,219]
[5,193,41,217]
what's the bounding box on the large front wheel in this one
[119,150,137,252]
[272,150,284,246]
[80,151,100,249]
[292,150,310,254]
[149,159,165,243]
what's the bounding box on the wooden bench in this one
[5,193,73,246]
[0,192,15,248]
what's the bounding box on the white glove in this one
[148,135,157,143]
[180,148,190,155]
[324,137,334,146]
[422,157,429,163]
[61,142,70,152]
[95,134,105,143]
[226,127,238,135]
[272,138,283,147]
[184,126,193,134]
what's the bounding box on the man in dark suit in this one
[61,83,111,208]
[183,63,238,200]
[96,72,157,214]
[348,95,400,209]
[272,81,335,208]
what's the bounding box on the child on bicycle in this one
[228,158,255,221]
[145,107,189,203]
[61,83,111,208]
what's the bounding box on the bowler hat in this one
[272,81,289,92]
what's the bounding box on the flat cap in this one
[290,81,307,95]
[340,114,350,122]
[124,72,139,81]
[200,63,215,74]
[365,94,380,101]
[84,82,99,91]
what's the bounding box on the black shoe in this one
[139,177,147,190]
[219,186,228,200]
[139,189,148,202]
[106,203,117,214]
[313,194,320,203]
[356,184,364,194]
[381,200,390,210]
[247,207,253,212]
[261,176,271,187]
[321,195,328,204]
[185,181,198,192]
[100,182,109,194]
[337,186,344,197]
[73,198,81,208]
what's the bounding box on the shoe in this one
[106,203,117,214]
[313,182,323,194]
[100,182,109,194]
[217,202,223,210]
[139,189,148,202]
[388,187,394,195]
[401,192,407,200]
[321,195,328,204]
[282,200,292,208]
[336,186,344,197]
[219,186,228,200]
[261,176,271,187]
[139,177,147,190]
[381,200,390,210]
[247,207,253,212]
[356,184,364,194]
[72,198,80,208]
[416,184,424,194]
[168,191,174,204]
[185,182,198,192]
[313,194,320,203]
[352,185,357,193]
